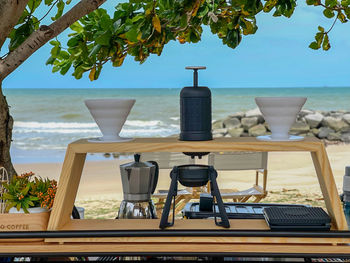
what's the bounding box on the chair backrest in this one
[139,152,195,169]
[208,152,268,171]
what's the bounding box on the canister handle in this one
[185,66,206,87]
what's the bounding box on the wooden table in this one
[2,137,350,256]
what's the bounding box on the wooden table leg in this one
[47,146,86,231]
[311,145,348,230]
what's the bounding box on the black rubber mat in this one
[263,207,331,230]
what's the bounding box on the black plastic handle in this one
[159,167,178,229]
[185,66,206,87]
[148,161,159,194]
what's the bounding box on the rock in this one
[264,122,271,131]
[223,117,241,129]
[341,132,350,142]
[330,112,344,119]
[299,109,314,118]
[341,125,350,133]
[212,120,223,129]
[212,128,228,135]
[245,108,264,123]
[318,127,334,139]
[248,124,267,137]
[213,133,224,138]
[289,122,310,135]
[305,113,323,128]
[322,117,348,132]
[227,128,244,138]
[311,128,319,136]
[327,132,342,141]
[228,112,245,120]
[343,114,350,125]
[241,117,258,131]
[306,132,315,137]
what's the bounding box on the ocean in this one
[3,87,350,163]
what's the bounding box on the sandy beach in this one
[13,144,350,199]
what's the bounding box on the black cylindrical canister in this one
[180,66,212,141]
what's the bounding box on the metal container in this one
[118,154,159,219]
[180,66,212,141]
[119,154,158,202]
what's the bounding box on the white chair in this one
[139,152,195,216]
[208,152,268,202]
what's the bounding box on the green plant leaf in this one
[95,31,112,45]
[322,34,331,50]
[323,9,335,18]
[52,0,65,21]
[315,32,324,46]
[125,28,138,43]
[70,22,84,33]
[28,0,42,13]
[309,41,319,49]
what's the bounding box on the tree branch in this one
[0,0,30,49]
[0,0,106,81]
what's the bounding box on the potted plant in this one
[2,172,57,213]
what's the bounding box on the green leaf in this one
[70,22,83,33]
[45,0,54,5]
[52,66,60,73]
[28,0,42,13]
[88,44,102,57]
[52,0,65,21]
[345,7,350,17]
[306,0,317,4]
[95,31,112,45]
[100,14,112,30]
[318,26,325,32]
[59,50,70,59]
[46,56,56,65]
[315,32,324,46]
[51,45,61,57]
[72,66,84,79]
[322,34,331,50]
[131,14,145,23]
[338,11,348,22]
[309,41,319,49]
[21,185,30,196]
[49,40,60,46]
[3,193,14,200]
[60,61,72,75]
[113,19,122,33]
[323,9,335,18]
[17,9,30,24]
[67,36,81,47]
[125,28,138,43]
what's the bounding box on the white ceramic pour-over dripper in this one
[85,98,136,143]
[255,97,307,141]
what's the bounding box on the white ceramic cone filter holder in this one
[255,97,307,141]
[85,98,136,143]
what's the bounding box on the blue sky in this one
[2,0,350,89]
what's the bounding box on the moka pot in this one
[118,154,159,219]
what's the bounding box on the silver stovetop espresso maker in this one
[118,154,158,219]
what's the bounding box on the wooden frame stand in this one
[8,137,350,256]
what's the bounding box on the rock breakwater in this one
[212,108,350,142]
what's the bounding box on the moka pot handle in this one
[148,161,159,194]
